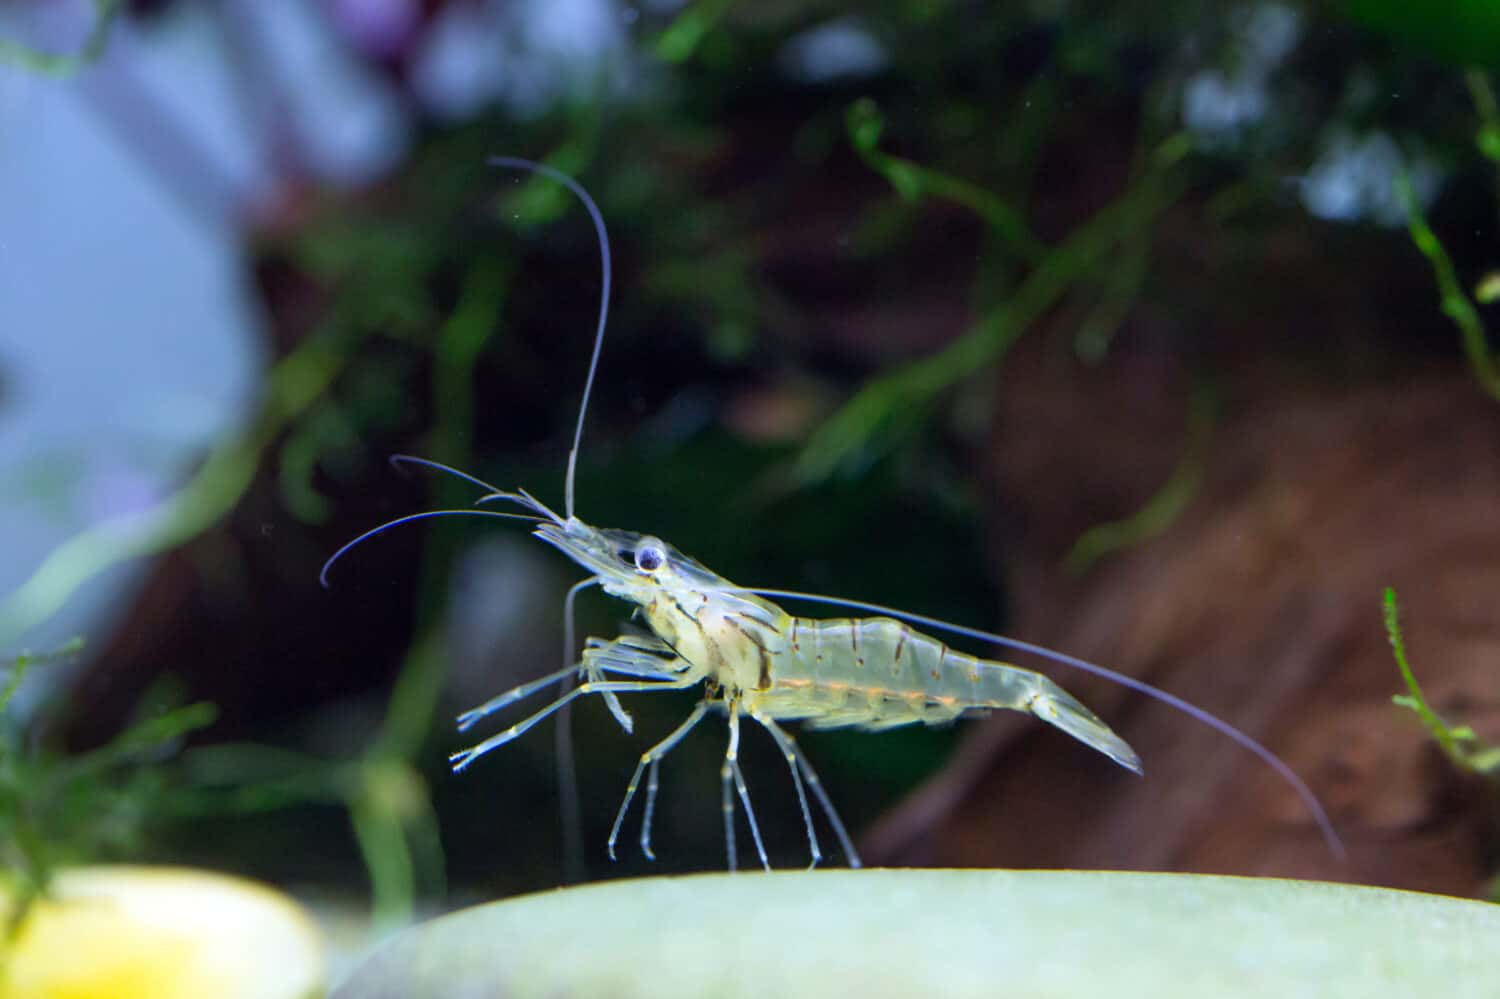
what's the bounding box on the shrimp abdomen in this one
[754,616,1142,773]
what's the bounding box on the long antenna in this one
[488,156,612,520]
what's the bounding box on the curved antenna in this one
[489,156,611,520]
[390,454,564,523]
[738,586,1347,861]
[319,509,541,588]
[475,487,563,524]
[389,454,506,494]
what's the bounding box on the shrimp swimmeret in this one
[322,158,1345,870]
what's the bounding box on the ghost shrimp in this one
[322,157,1345,870]
[443,500,1141,871]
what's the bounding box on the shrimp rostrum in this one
[323,158,1344,872]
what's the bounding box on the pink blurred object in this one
[325,0,424,59]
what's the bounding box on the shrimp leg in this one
[581,634,682,678]
[607,700,711,861]
[753,714,821,868]
[756,715,862,869]
[789,732,861,869]
[454,634,674,733]
[450,677,696,771]
[722,701,770,872]
[456,661,586,732]
[557,577,599,884]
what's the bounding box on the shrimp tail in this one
[1031,678,1143,775]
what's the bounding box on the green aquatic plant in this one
[0,638,443,935]
[1383,587,1500,775]
[846,99,1043,262]
[1397,175,1500,405]
[1399,70,1500,405]
[1383,587,1500,898]
[0,642,217,934]
[1063,382,1216,574]
[797,113,1190,482]
[0,639,81,718]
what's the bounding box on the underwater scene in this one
[4,1,1500,995]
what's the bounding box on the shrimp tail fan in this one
[1032,677,1143,774]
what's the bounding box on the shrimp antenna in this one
[389,455,564,523]
[389,454,506,494]
[319,509,541,588]
[738,586,1347,861]
[489,156,611,521]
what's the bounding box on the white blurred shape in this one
[238,0,408,185]
[779,17,887,83]
[1183,71,1267,135]
[409,1,507,120]
[411,0,630,121]
[1181,3,1301,140]
[1300,130,1439,227]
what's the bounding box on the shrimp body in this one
[542,517,1139,772]
[443,512,1134,868]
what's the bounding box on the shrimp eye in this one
[635,546,665,572]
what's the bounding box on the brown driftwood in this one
[865,338,1500,895]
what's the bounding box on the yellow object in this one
[1,866,324,999]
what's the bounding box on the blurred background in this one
[4,0,1500,951]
